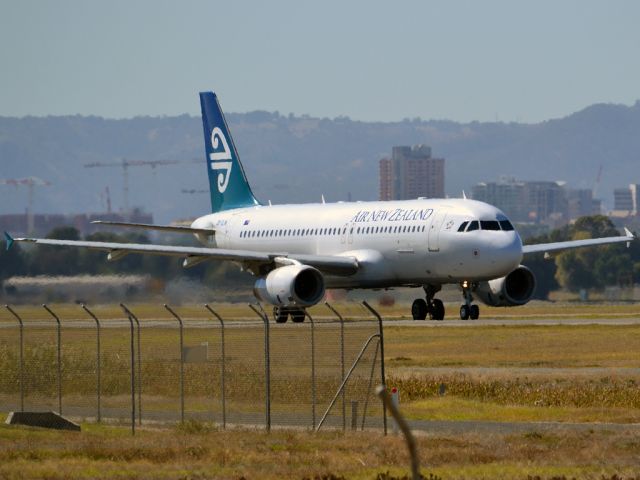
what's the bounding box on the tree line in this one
[1,216,639,300]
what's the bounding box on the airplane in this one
[5,92,636,322]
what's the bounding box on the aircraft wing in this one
[522,228,635,257]
[6,234,359,276]
[91,220,215,235]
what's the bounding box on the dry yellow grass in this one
[1,421,639,479]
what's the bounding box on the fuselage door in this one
[428,209,447,252]
[343,222,354,245]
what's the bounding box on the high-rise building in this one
[613,184,640,216]
[471,177,575,225]
[472,176,527,221]
[379,145,445,201]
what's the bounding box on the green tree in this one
[555,216,633,292]
[0,238,27,296]
[28,226,81,276]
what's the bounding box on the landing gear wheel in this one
[460,304,470,320]
[411,299,428,320]
[470,304,480,320]
[290,309,306,323]
[273,307,288,324]
[431,299,445,321]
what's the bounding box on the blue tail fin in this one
[199,92,260,213]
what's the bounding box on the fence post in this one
[204,304,226,429]
[5,305,24,412]
[81,305,101,423]
[164,304,185,424]
[42,304,62,415]
[119,304,136,435]
[362,301,387,435]
[249,303,270,432]
[325,302,346,431]
[305,311,316,429]
[121,303,142,425]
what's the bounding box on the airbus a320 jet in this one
[6,92,635,322]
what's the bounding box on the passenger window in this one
[480,220,500,230]
[466,221,479,232]
[499,220,514,231]
[458,221,468,232]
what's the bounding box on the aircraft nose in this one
[487,232,523,275]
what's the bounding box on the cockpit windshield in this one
[459,217,515,232]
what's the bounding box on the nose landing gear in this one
[412,285,445,321]
[460,282,480,320]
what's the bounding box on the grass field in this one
[1,420,640,479]
[1,301,639,478]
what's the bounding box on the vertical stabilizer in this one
[199,92,260,213]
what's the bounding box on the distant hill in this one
[1,101,639,224]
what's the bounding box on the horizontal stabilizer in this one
[91,221,215,235]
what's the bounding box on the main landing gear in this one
[459,281,480,320]
[412,285,445,321]
[273,306,306,323]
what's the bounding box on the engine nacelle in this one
[253,264,325,307]
[475,265,536,307]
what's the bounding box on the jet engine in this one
[253,264,325,307]
[475,265,536,307]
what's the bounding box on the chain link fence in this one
[0,302,386,434]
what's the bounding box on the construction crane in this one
[84,158,200,216]
[181,188,208,194]
[0,176,51,234]
[592,165,603,200]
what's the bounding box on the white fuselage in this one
[191,198,523,289]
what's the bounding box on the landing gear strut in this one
[412,285,445,321]
[273,306,306,323]
[459,282,480,320]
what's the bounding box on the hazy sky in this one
[1,0,639,122]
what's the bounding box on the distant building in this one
[471,176,527,221]
[379,145,445,201]
[612,184,640,217]
[0,208,153,237]
[472,177,600,226]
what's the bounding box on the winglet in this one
[4,232,14,251]
[624,227,635,248]
[462,190,467,200]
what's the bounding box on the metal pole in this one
[362,300,387,435]
[204,304,226,429]
[377,386,421,480]
[306,311,316,429]
[119,304,136,435]
[316,333,379,432]
[42,304,62,415]
[351,400,358,431]
[5,305,24,412]
[82,304,101,423]
[249,304,270,432]
[164,304,184,423]
[325,302,346,431]
[121,303,142,425]
[361,340,380,431]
